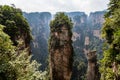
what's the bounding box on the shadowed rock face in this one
[23,12,51,69]
[49,25,73,80]
[84,50,100,80]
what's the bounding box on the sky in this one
[0,0,109,14]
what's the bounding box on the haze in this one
[0,0,109,14]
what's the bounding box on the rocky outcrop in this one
[49,25,73,80]
[84,49,100,80]
[49,13,73,80]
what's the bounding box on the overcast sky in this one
[0,0,109,14]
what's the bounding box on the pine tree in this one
[100,0,120,80]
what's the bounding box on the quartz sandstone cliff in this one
[49,13,73,80]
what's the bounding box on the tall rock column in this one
[49,12,73,80]
[84,49,100,80]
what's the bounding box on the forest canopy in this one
[0,5,47,80]
[100,0,120,79]
[0,5,32,46]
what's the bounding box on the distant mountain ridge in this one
[23,12,51,70]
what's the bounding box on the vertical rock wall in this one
[84,50,100,80]
[49,25,73,80]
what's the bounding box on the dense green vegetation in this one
[0,25,16,80]
[0,5,32,46]
[100,0,120,79]
[0,5,47,80]
[49,12,73,50]
[50,12,73,32]
[0,25,47,80]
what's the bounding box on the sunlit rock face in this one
[49,25,73,80]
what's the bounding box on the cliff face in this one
[84,50,100,80]
[49,13,73,80]
[49,25,73,80]
[23,12,51,69]
[68,12,87,53]
[88,11,105,30]
[86,11,105,57]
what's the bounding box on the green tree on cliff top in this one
[0,5,32,46]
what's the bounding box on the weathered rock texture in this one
[49,25,73,80]
[49,16,73,80]
[84,49,100,80]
